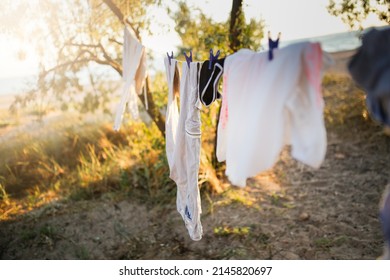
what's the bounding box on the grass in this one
[0,105,222,220]
[214,226,251,237]
[0,116,175,220]
[0,183,9,203]
[221,188,256,207]
[75,245,90,260]
[322,73,369,128]
[314,235,349,250]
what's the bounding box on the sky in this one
[141,0,385,55]
[0,0,386,81]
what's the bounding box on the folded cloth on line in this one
[217,42,329,187]
[114,26,147,131]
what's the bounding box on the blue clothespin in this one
[183,50,192,68]
[166,51,174,65]
[268,32,281,61]
[209,49,220,70]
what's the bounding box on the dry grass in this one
[322,73,369,128]
[0,116,175,220]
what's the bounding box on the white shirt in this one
[217,42,327,187]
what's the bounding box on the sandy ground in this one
[1,49,389,260]
[0,94,14,110]
[327,49,357,74]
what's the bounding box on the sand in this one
[326,49,357,74]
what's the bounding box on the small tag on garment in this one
[185,205,192,220]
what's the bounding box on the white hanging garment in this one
[217,42,327,187]
[164,57,180,171]
[114,26,147,131]
[165,59,203,241]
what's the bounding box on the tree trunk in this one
[229,0,244,52]
[102,0,166,136]
[209,0,246,192]
[143,76,166,134]
[213,0,244,164]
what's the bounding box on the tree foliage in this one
[328,0,390,28]
[1,0,264,135]
[1,0,156,117]
[172,1,264,61]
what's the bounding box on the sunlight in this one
[141,4,181,56]
[0,37,39,79]
[254,173,282,193]
[0,2,42,78]
[0,1,59,79]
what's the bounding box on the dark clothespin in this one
[268,31,281,61]
[209,49,220,70]
[167,51,174,65]
[183,50,192,68]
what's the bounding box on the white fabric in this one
[165,60,203,241]
[164,57,180,170]
[114,26,147,131]
[217,42,327,187]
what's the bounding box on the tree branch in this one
[42,50,91,76]
[101,0,141,39]
[65,40,122,75]
[93,56,122,75]
[67,42,101,48]
[109,37,123,46]
[102,0,166,135]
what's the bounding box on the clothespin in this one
[209,49,220,70]
[166,51,174,66]
[268,31,281,61]
[183,50,192,68]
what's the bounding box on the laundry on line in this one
[114,26,335,241]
